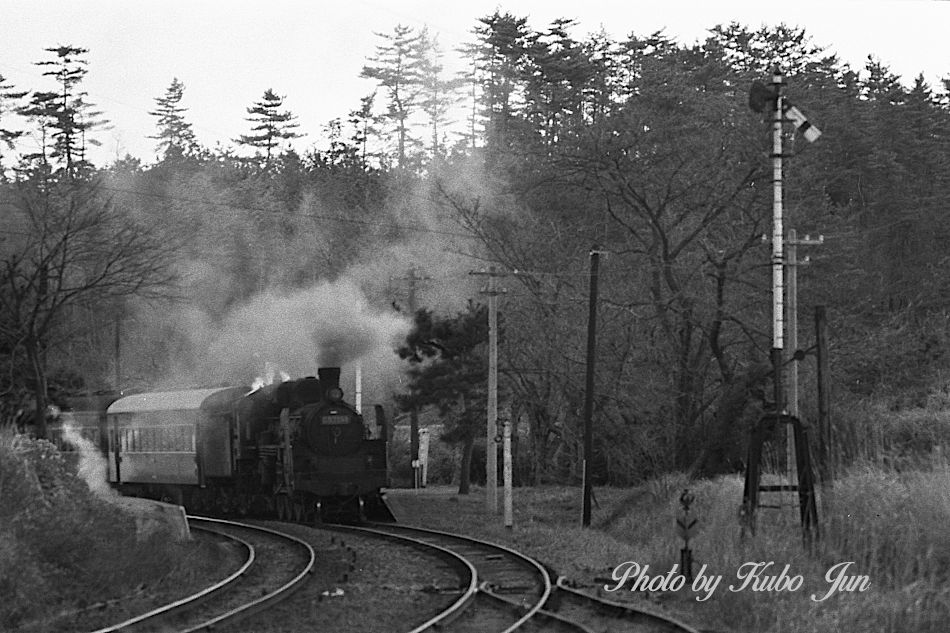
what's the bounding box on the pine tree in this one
[235,89,303,166]
[522,18,600,146]
[0,74,28,174]
[18,90,60,175]
[468,12,532,154]
[27,45,109,178]
[418,31,463,158]
[361,25,428,168]
[397,303,489,494]
[349,93,383,169]
[148,77,198,159]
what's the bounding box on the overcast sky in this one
[2,0,948,166]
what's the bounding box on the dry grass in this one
[387,459,950,633]
[0,427,214,631]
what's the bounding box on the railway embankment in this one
[0,429,222,632]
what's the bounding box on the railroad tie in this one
[490,583,535,594]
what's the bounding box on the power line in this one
[0,197,643,278]
[105,183,483,238]
[8,179,936,285]
[0,182,480,240]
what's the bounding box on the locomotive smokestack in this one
[318,367,341,391]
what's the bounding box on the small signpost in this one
[502,418,513,529]
[677,489,697,583]
[418,428,430,488]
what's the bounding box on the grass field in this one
[386,462,950,633]
[5,421,948,632]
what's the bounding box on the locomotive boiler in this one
[64,366,392,522]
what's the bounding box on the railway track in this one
[326,521,546,632]
[547,577,703,633]
[323,521,700,633]
[79,511,702,632]
[89,516,315,633]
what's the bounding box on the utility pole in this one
[471,266,507,514]
[114,315,121,393]
[503,414,513,529]
[786,229,823,476]
[394,266,430,489]
[355,361,362,413]
[582,248,602,528]
[815,305,832,485]
[488,270,499,513]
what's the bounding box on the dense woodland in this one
[2,16,950,486]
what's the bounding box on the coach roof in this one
[107,387,246,415]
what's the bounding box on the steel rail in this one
[480,587,595,632]
[318,522,479,633]
[180,516,316,632]
[366,522,553,633]
[553,575,704,633]
[88,522,255,633]
[89,516,315,633]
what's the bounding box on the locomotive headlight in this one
[327,387,344,402]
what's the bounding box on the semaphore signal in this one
[749,79,823,144]
[784,104,822,143]
[743,69,822,544]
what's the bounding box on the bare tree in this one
[0,178,179,437]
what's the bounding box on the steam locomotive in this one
[57,367,393,523]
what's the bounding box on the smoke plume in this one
[196,278,410,387]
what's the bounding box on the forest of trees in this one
[2,18,950,484]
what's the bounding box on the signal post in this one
[745,70,822,542]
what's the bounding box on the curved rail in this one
[320,522,479,632]
[89,522,255,633]
[361,523,702,633]
[181,516,316,631]
[90,516,315,633]
[479,589,594,632]
[552,575,703,633]
[365,522,553,632]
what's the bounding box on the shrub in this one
[0,427,188,630]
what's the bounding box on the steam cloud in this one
[119,157,499,396]
[196,279,410,387]
[61,417,118,501]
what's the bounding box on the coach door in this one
[107,412,122,483]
